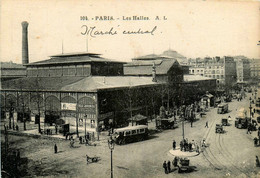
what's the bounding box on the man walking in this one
[163,161,168,174]
[54,144,58,154]
[172,140,176,150]
[205,121,208,128]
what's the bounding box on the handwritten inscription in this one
[81,25,157,38]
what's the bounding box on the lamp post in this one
[249,97,252,123]
[108,136,115,178]
[84,115,87,138]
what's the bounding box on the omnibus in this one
[254,88,260,123]
[235,108,249,129]
[113,125,149,145]
[217,103,228,114]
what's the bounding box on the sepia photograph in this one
[0,0,260,177]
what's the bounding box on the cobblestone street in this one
[2,93,260,178]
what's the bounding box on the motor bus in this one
[254,88,260,123]
[235,108,249,129]
[113,125,149,145]
[217,103,228,114]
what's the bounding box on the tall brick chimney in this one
[21,21,29,64]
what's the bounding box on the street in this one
[2,93,260,178]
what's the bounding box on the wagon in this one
[221,118,228,126]
[215,124,224,133]
[178,158,190,173]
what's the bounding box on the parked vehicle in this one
[235,118,249,129]
[235,108,249,129]
[113,125,149,145]
[156,117,175,129]
[178,158,190,173]
[215,124,224,133]
[217,103,228,114]
[221,118,228,126]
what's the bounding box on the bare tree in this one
[29,78,44,133]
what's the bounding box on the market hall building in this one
[1,52,176,137]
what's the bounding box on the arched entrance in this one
[60,96,77,125]
[45,96,60,125]
[1,94,5,119]
[17,92,30,122]
[6,94,17,128]
[77,96,97,135]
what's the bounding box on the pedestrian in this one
[200,113,203,118]
[190,120,193,127]
[180,141,183,151]
[205,121,208,128]
[228,115,232,123]
[202,139,206,147]
[54,144,57,153]
[254,108,256,113]
[196,144,200,153]
[79,136,82,144]
[189,142,192,151]
[173,157,178,168]
[167,160,171,173]
[254,137,258,147]
[163,161,168,174]
[256,156,260,167]
[55,125,58,134]
[16,124,19,131]
[172,140,176,150]
[247,126,251,134]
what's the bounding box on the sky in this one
[0,0,259,64]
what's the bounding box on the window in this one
[125,131,131,136]
[140,129,145,133]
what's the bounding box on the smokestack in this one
[21,21,29,64]
[152,62,157,82]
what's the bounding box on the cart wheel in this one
[216,129,221,133]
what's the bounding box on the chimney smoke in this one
[21,21,29,64]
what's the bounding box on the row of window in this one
[204,74,224,79]
[27,66,91,77]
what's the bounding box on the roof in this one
[61,76,163,92]
[124,59,179,75]
[50,52,101,57]
[1,62,26,69]
[25,53,126,66]
[1,77,85,91]
[161,49,186,59]
[183,75,215,82]
[1,76,164,92]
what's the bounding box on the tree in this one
[29,78,44,133]
[17,80,29,130]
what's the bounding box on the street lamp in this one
[108,136,115,178]
[84,115,87,138]
[249,97,252,122]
